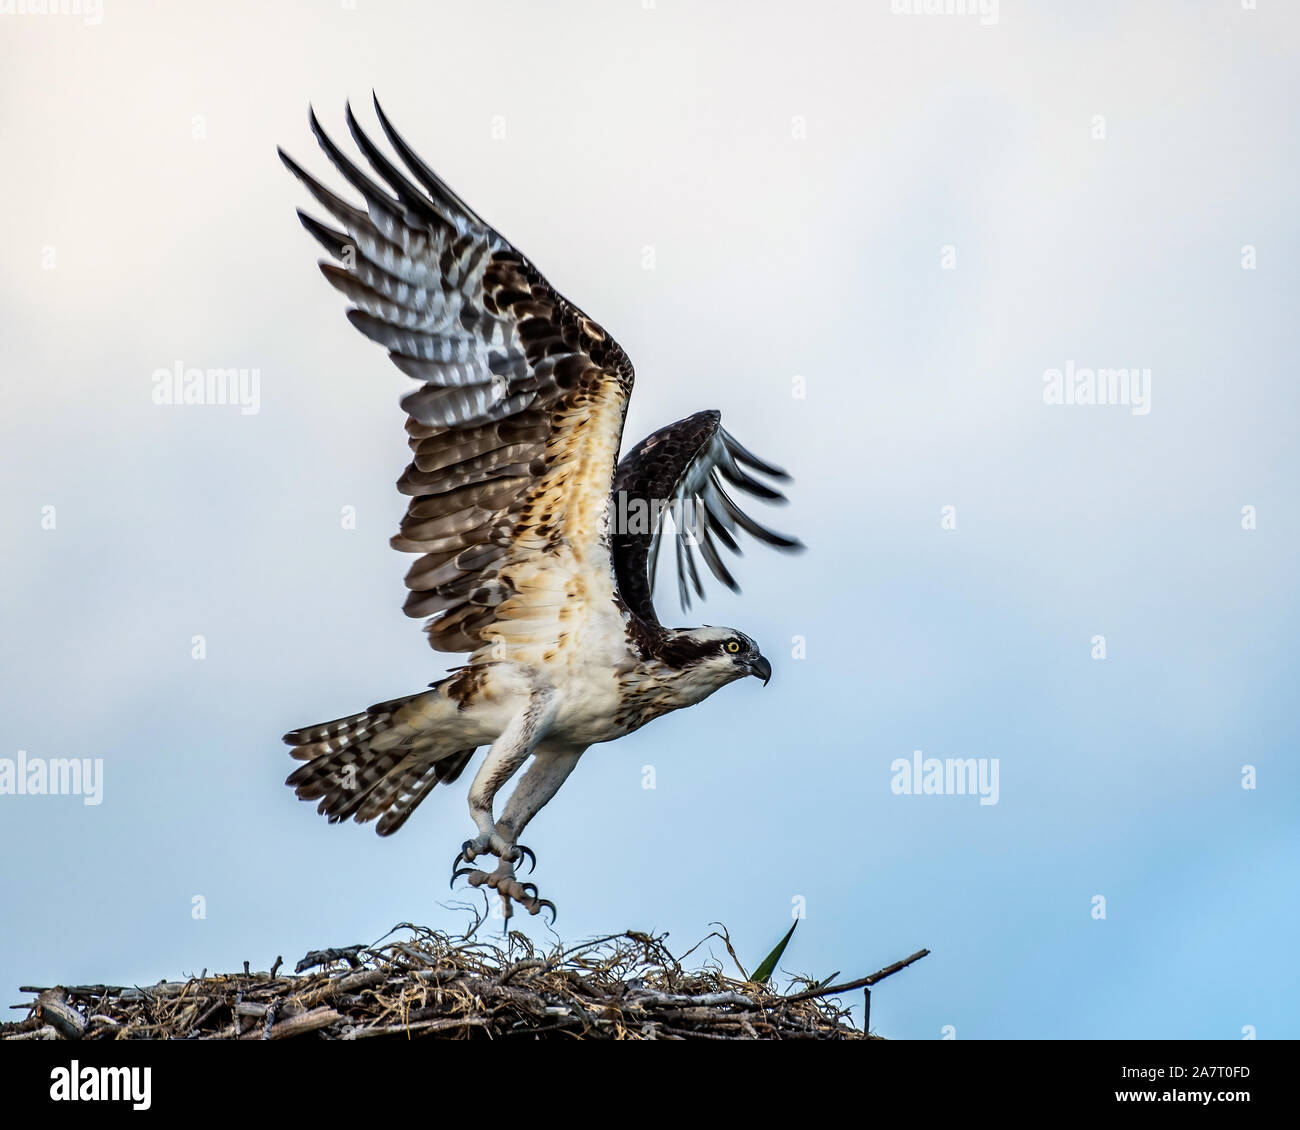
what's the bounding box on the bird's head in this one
[659,626,772,701]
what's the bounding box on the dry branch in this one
[778,948,930,1004]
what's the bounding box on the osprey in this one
[279,100,802,921]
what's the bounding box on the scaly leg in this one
[476,745,585,922]
[496,744,585,848]
[449,691,558,914]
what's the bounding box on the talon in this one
[518,882,538,899]
[514,844,536,873]
[449,838,481,883]
[450,866,477,888]
[530,898,557,924]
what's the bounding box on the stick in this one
[778,949,930,1005]
[183,998,226,1037]
[342,1015,489,1039]
[37,989,85,1040]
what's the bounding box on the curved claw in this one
[531,898,557,925]
[450,865,477,889]
[513,844,536,874]
[449,840,476,882]
[518,882,538,900]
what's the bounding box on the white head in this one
[655,625,772,706]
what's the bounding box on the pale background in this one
[2,0,1297,1038]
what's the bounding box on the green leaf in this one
[750,921,798,985]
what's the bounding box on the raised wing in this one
[280,99,635,657]
[611,409,802,622]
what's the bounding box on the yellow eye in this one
[726,640,741,653]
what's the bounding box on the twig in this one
[183,998,226,1038]
[626,989,755,1009]
[778,949,930,1005]
[4,1026,59,1041]
[342,1015,489,1039]
[241,1006,340,1041]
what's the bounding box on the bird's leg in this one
[450,692,558,913]
[470,746,585,923]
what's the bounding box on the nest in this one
[3,924,926,1041]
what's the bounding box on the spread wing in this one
[280,99,635,658]
[611,409,802,623]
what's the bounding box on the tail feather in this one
[369,746,476,836]
[283,689,476,835]
[376,781,440,835]
[283,693,421,760]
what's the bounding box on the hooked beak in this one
[747,655,772,686]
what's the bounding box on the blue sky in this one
[2,0,1297,1038]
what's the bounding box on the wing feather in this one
[612,410,803,621]
[282,99,634,657]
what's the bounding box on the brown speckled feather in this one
[280,98,634,661]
